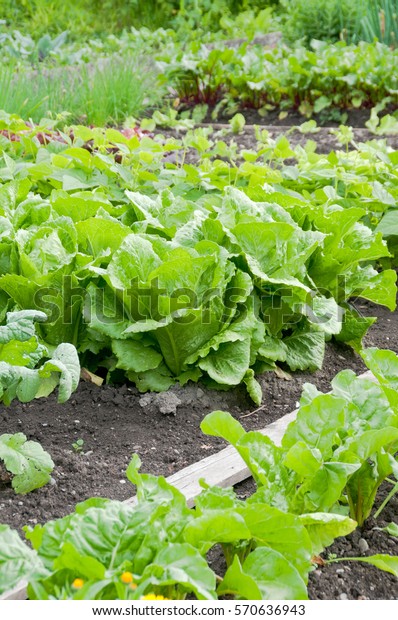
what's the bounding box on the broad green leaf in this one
[52,191,113,222]
[38,343,80,403]
[238,433,294,511]
[217,555,262,600]
[199,338,251,385]
[361,348,398,391]
[346,452,393,525]
[0,310,47,344]
[27,500,165,573]
[195,485,241,513]
[299,513,357,556]
[283,441,322,478]
[76,217,130,256]
[306,296,342,335]
[336,427,398,464]
[376,210,398,238]
[24,514,74,566]
[293,462,359,513]
[139,543,217,600]
[238,504,313,577]
[0,433,54,494]
[282,394,346,457]
[283,329,325,371]
[356,269,397,311]
[0,525,46,595]
[106,234,162,289]
[200,410,246,447]
[112,339,162,373]
[128,365,175,392]
[53,542,106,580]
[335,307,376,352]
[331,369,395,431]
[241,548,308,600]
[184,510,251,552]
[258,336,287,362]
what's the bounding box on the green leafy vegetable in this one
[0,433,54,494]
[202,348,398,525]
[0,310,80,405]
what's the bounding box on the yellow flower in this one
[141,594,169,600]
[130,583,137,591]
[120,572,134,585]
[72,578,84,590]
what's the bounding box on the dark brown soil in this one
[307,490,398,601]
[204,105,398,129]
[230,124,398,155]
[161,123,398,164]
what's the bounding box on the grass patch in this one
[0,54,163,125]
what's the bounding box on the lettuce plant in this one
[0,310,80,404]
[0,116,396,401]
[0,433,54,493]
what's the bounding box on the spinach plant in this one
[201,347,398,526]
[0,437,397,600]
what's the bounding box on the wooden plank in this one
[126,372,376,508]
[0,580,28,601]
[0,370,374,600]
[125,408,299,509]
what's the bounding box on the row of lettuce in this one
[0,114,397,403]
[1,348,398,599]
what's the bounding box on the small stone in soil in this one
[358,538,369,553]
[339,593,348,600]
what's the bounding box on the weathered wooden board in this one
[125,408,298,509]
[0,581,28,601]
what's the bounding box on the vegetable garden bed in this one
[163,124,398,164]
[1,299,398,600]
[211,476,398,601]
[0,300,394,533]
[1,111,398,601]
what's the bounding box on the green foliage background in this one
[0,0,276,38]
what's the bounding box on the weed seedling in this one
[72,439,84,453]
